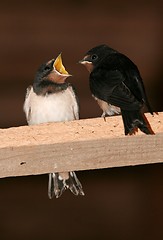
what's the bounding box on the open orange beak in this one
[53,54,70,75]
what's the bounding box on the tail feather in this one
[65,171,85,196]
[48,173,65,199]
[48,172,84,199]
[121,109,154,135]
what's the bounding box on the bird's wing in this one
[123,68,153,114]
[23,85,32,123]
[90,69,142,111]
[92,53,153,113]
[119,54,153,114]
[67,84,80,120]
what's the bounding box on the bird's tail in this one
[121,109,154,135]
[48,172,84,199]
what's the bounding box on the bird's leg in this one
[101,112,107,122]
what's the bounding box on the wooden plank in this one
[0,112,162,178]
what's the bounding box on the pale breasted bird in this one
[24,54,84,198]
[79,44,154,135]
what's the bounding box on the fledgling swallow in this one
[79,44,154,135]
[24,54,84,198]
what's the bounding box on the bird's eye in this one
[91,54,98,60]
[44,66,51,71]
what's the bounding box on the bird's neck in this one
[33,80,69,95]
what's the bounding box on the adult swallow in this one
[24,54,84,198]
[79,44,154,135]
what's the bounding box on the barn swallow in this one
[24,54,84,198]
[79,44,154,135]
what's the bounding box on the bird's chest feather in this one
[24,87,78,125]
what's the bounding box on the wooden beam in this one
[0,112,162,178]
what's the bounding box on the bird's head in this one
[33,54,71,94]
[79,44,116,72]
[35,54,71,83]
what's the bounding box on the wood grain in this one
[0,112,162,178]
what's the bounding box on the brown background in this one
[0,0,163,239]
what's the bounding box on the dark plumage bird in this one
[79,44,154,135]
[24,54,84,198]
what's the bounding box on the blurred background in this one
[0,0,163,239]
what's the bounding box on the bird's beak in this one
[53,53,71,76]
[79,55,93,73]
[78,59,85,64]
[78,55,89,65]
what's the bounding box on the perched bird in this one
[79,44,154,135]
[24,54,84,198]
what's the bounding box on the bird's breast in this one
[24,87,79,125]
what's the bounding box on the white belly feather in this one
[23,86,79,125]
[93,95,121,117]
